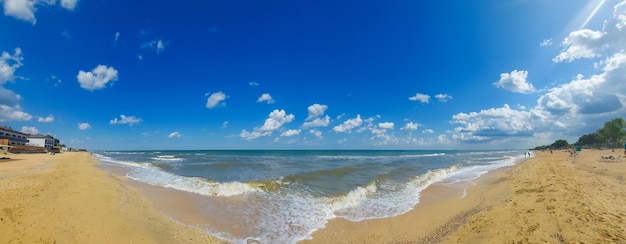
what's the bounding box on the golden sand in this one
[306,149,626,243]
[0,152,226,244]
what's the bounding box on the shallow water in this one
[95,150,530,243]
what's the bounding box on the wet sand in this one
[306,149,626,243]
[0,152,226,244]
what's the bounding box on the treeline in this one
[534,118,626,150]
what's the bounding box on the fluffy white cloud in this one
[333,114,362,133]
[305,104,328,120]
[206,91,227,109]
[378,122,394,129]
[435,94,453,102]
[78,122,91,130]
[281,129,300,137]
[240,109,295,140]
[0,105,31,122]
[408,93,430,103]
[260,109,295,131]
[110,115,142,126]
[451,104,535,142]
[256,93,275,104]
[0,48,31,122]
[0,47,23,85]
[21,126,38,135]
[249,82,259,86]
[60,0,78,10]
[422,129,434,134]
[77,65,119,91]
[309,129,323,139]
[1,0,79,24]
[302,115,330,128]
[493,70,535,94]
[553,2,626,63]
[401,122,418,131]
[302,104,330,128]
[2,0,36,24]
[168,132,181,138]
[37,114,54,122]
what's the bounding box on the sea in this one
[93,150,531,243]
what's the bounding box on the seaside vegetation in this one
[534,118,626,150]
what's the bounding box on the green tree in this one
[550,139,570,149]
[597,118,626,147]
[574,132,601,146]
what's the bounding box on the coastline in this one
[2,149,625,243]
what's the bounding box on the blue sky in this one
[1,0,625,150]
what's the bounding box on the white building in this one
[0,126,29,146]
[27,135,55,148]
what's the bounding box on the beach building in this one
[27,135,55,149]
[0,126,29,146]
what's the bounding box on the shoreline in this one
[2,149,625,243]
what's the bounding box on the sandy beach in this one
[306,149,626,243]
[2,150,626,243]
[0,152,225,244]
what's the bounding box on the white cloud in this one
[60,0,78,10]
[240,109,295,140]
[77,65,119,91]
[260,109,295,131]
[309,129,323,139]
[378,122,394,129]
[2,0,36,24]
[435,93,453,102]
[249,82,259,86]
[0,48,31,122]
[333,114,362,133]
[302,104,330,128]
[281,129,300,137]
[37,114,54,122]
[553,2,626,63]
[256,93,275,104]
[114,32,120,45]
[222,121,229,128]
[451,104,535,142]
[0,105,31,122]
[109,115,142,126]
[0,47,23,85]
[493,70,535,94]
[302,115,330,128]
[401,122,418,131]
[141,39,168,55]
[168,132,181,138]
[305,104,328,120]
[540,38,553,47]
[21,126,38,135]
[408,93,430,103]
[1,0,78,24]
[206,91,227,109]
[422,129,434,134]
[78,122,91,130]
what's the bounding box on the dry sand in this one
[306,149,626,243]
[2,149,625,244]
[0,152,226,244]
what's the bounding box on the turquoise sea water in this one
[94,150,531,243]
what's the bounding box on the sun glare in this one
[580,0,609,30]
